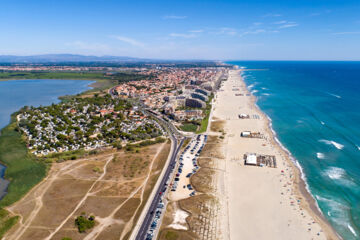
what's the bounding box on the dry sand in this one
[213,69,339,240]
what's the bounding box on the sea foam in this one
[319,139,344,150]
[325,167,346,180]
[316,152,325,159]
[327,92,342,99]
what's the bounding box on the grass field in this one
[180,123,198,132]
[0,117,47,237]
[196,95,214,134]
[0,118,47,207]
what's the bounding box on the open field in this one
[4,141,170,240]
[179,123,198,133]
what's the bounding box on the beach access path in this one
[213,69,339,240]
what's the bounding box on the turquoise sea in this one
[228,61,360,240]
[0,79,93,198]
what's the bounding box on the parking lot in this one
[144,134,207,240]
[169,134,207,201]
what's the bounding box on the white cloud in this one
[189,29,204,33]
[263,13,282,18]
[215,27,237,36]
[112,36,145,47]
[333,32,360,35]
[163,15,187,20]
[278,22,299,29]
[273,20,288,25]
[253,22,263,26]
[169,33,197,38]
[239,29,266,37]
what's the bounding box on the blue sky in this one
[1,0,359,60]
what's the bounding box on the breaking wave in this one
[317,152,325,159]
[324,167,346,180]
[327,92,342,99]
[319,139,344,150]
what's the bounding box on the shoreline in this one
[214,69,340,240]
[246,80,340,239]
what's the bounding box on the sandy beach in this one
[212,69,339,240]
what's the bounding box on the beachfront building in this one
[185,98,206,108]
[195,88,210,96]
[191,92,208,102]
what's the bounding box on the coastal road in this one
[108,85,185,240]
[135,136,184,240]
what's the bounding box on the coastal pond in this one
[0,79,94,199]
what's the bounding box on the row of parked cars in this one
[145,135,207,240]
[171,135,207,195]
[145,200,165,239]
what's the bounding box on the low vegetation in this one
[180,123,198,132]
[0,117,47,238]
[75,213,96,233]
[0,117,47,207]
[196,94,213,133]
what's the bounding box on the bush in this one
[75,214,95,233]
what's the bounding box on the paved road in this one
[108,85,185,239]
[135,136,184,240]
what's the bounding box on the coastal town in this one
[113,66,227,130]
[16,94,164,156]
[15,65,227,157]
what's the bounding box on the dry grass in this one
[5,142,171,240]
[190,168,216,193]
[210,120,225,132]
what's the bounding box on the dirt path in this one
[42,154,114,240]
[119,142,166,240]
[82,143,166,240]
[7,159,90,240]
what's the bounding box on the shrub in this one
[75,214,95,233]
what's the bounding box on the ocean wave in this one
[356,145,360,151]
[251,89,258,94]
[248,83,257,89]
[319,139,344,150]
[316,195,358,237]
[327,92,342,99]
[317,152,325,159]
[262,93,270,96]
[348,224,358,237]
[261,87,268,90]
[325,167,346,180]
[320,121,325,125]
[323,167,356,187]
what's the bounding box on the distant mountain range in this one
[0,54,146,63]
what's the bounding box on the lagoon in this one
[0,79,93,198]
